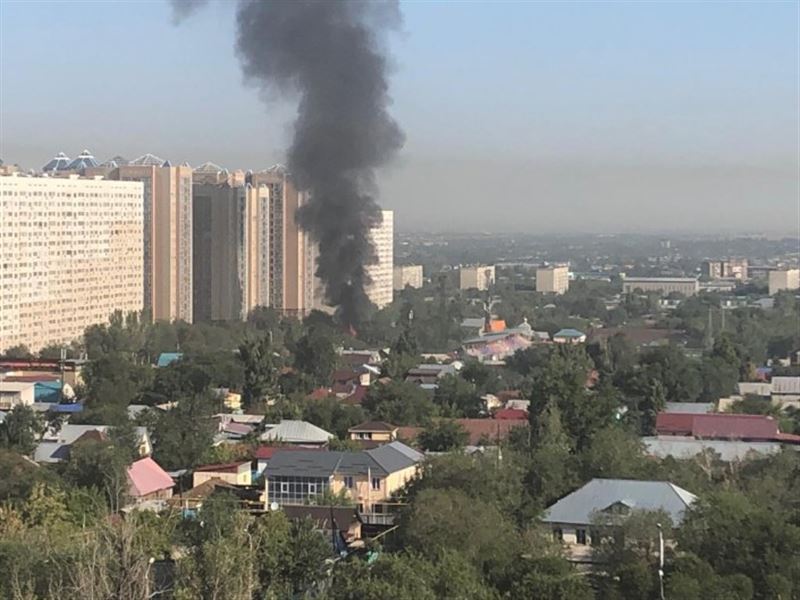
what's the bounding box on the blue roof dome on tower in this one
[43,152,71,172]
[66,149,99,171]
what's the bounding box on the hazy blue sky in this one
[1,1,798,234]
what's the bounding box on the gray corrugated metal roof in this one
[265,441,423,479]
[664,402,713,414]
[260,420,333,444]
[643,437,781,461]
[542,478,697,526]
[265,451,343,478]
[366,441,424,473]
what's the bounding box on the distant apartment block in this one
[0,173,143,351]
[460,265,496,291]
[768,269,800,296]
[192,180,270,321]
[622,276,699,296]
[366,210,394,308]
[111,154,193,323]
[536,264,570,294]
[393,264,423,290]
[701,259,748,280]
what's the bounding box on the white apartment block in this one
[393,264,424,290]
[536,265,570,294]
[622,276,699,296]
[0,173,144,351]
[460,265,495,291]
[366,210,394,309]
[768,269,800,296]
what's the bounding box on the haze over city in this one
[2,0,798,234]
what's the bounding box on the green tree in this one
[238,334,279,409]
[151,393,216,470]
[433,374,482,417]
[293,326,338,385]
[417,420,469,452]
[0,406,43,455]
[2,344,33,359]
[363,381,438,426]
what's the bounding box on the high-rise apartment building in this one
[0,173,144,351]
[112,154,193,323]
[249,167,315,316]
[192,181,270,321]
[366,210,394,309]
[768,269,800,296]
[460,265,495,291]
[536,265,570,294]
[393,264,424,290]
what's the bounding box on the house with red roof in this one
[655,412,800,444]
[126,457,174,503]
[493,408,529,420]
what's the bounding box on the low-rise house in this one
[552,328,587,344]
[542,478,697,562]
[348,421,399,446]
[265,441,423,515]
[462,332,532,363]
[260,420,334,447]
[127,457,174,504]
[193,461,252,487]
[737,382,773,397]
[771,376,800,406]
[35,424,152,464]
[281,505,363,546]
[494,408,528,420]
[0,382,35,410]
[655,412,800,444]
[405,362,463,387]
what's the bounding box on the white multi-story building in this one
[768,269,800,296]
[0,173,144,351]
[460,265,495,291]
[622,276,699,296]
[536,265,570,294]
[366,210,394,309]
[393,264,424,290]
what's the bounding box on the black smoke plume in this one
[172,0,404,328]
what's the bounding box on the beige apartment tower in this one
[0,173,144,351]
[113,155,193,323]
[460,265,496,291]
[393,264,424,290]
[192,181,270,321]
[249,167,315,316]
[366,210,394,309]
[768,269,800,296]
[537,265,570,294]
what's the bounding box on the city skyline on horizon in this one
[1,1,798,235]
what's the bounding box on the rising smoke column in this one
[235,1,404,327]
[170,0,403,326]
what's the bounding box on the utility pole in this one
[657,522,665,600]
[59,346,67,403]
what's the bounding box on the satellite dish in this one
[270,502,279,511]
